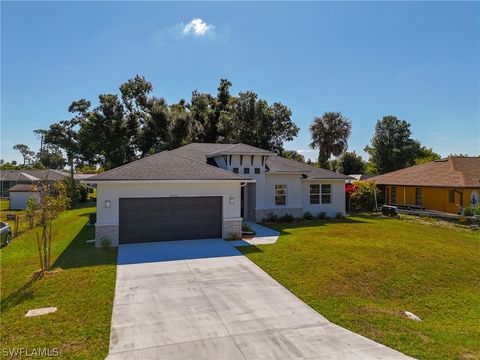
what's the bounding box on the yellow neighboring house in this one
[371,157,480,214]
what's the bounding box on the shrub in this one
[100,237,111,250]
[350,180,379,211]
[279,213,295,222]
[317,212,326,220]
[264,213,278,222]
[78,184,89,203]
[303,212,314,220]
[242,223,256,235]
[464,204,480,216]
[335,212,345,219]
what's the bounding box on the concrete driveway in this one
[107,239,413,359]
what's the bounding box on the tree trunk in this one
[42,226,48,270]
[69,156,75,203]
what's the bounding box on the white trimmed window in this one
[275,185,287,205]
[321,184,332,204]
[310,184,331,204]
[310,184,320,204]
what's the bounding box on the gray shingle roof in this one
[266,156,352,180]
[207,143,274,156]
[88,151,251,181]
[0,169,67,182]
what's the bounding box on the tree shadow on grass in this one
[237,244,263,255]
[0,272,41,313]
[53,224,117,270]
[1,223,116,313]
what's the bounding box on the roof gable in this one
[266,156,352,180]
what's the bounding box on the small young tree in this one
[36,181,70,272]
[25,196,39,229]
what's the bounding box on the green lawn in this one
[1,205,117,359]
[240,215,480,360]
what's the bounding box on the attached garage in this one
[119,197,222,244]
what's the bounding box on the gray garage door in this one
[119,197,222,244]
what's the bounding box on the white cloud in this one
[182,18,214,36]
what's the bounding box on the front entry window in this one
[275,185,287,205]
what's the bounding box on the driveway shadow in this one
[118,239,242,265]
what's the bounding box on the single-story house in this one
[87,143,352,247]
[0,169,67,197]
[9,184,41,210]
[371,157,480,214]
[0,169,96,209]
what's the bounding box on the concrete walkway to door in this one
[107,239,413,360]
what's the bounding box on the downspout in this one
[403,187,406,205]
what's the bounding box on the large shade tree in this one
[40,76,300,171]
[13,144,35,166]
[309,112,352,168]
[364,115,421,174]
[334,151,365,175]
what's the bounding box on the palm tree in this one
[310,112,352,168]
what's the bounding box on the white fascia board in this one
[266,171,308,175]
[301,178,348,182]
[84,179,256,184]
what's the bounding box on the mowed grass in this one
[240,215,480,360]
[1,205,117,359]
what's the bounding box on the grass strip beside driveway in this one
[1,205,117,359]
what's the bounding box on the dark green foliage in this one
[278,213,295,222]
[63,178,89,205]
[310,112,351,168]
[36,144,65,169]
[303,212,314,220]
[40,77,299,171]
[350,180,379,211]
[334,151,365,174]
[282,150,305,163]
[364,116,439,174]
[317,212,326,219]
[415,146,441,164]
[264,213,278,222]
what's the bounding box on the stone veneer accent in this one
[223,219,242,240]
[96,221,241,246]
[255,208,303,222]
[95,224,119,247]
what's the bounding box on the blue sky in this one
[2,1,479,162]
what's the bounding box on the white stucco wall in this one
[301,180,346,216]
[262,173,303,209]
[96,181,242,226]
[9,192,40,210]
[215,154,268,210]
